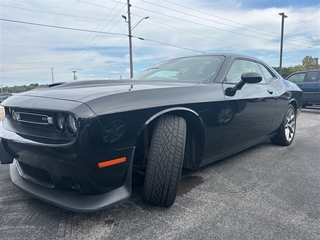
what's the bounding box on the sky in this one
[0,0,319,87]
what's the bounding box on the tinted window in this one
[226,60,266,84]
[287,73,305,83]
[305,71,319,82]
[258,63,275,83]
[133,56,222,81]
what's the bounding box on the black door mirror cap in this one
[241,72,263,84]
[225,72,263,97]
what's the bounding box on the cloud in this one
[124,68,131,75]
[311,36,320,44]
[104,60,118,64]
[110,71,121,75]
[0,0,319,86]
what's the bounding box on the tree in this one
[302,56,319,70]
[274,55,319,78]
[2,84,39,93]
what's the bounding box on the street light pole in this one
[123,0,148,78]
[51,68,54,83]
[126,0,133,79]
[72,71,77,81]
[279,12,287,76]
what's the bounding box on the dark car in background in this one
[286,70,320,107]
[0,53,302,212]
[0,93,12,103]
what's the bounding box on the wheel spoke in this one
[284,109,295,141]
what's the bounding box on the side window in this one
[226,60,266,84]
[257,63,275,83]
[286,73,305,83]
[305,71,319,82]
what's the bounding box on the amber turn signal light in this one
[98,157,127,168]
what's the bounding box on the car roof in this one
[288,69,320,74]
[157,53,265,65]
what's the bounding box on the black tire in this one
[143,115,186,207]
[271,104,296,146]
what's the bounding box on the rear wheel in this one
[271,104,296,146]
[143,115,186,207]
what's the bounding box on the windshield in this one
[133,56,223,81]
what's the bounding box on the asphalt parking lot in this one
[0,106,319,240]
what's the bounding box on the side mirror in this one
[225,72,262,97]
[241,72,263,84]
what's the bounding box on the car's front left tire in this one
[143,115,186,207]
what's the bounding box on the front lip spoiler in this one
[10,156,133,212]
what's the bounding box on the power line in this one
[53,1,126,69]
[164,0,278,36]
[0,4,120,22]
[0,17,207,78]
[73,0,315,50]
[131,5,282,43]
[141,0,275,37]
[0,18,127,36]
[5,0,111,16]
[0,17,205,54]
[163,0,313,46]
[54,37,128,77]
[139,0,313,48]
[142,38,206,54]
[54,19,125,74]
[130,13,252,50]
[76,0,125,11]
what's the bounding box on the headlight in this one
[54,113,65,132]
[66,114,77,135]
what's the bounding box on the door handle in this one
[267,89,274,94]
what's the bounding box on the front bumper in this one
[10,158,132,212]
[0,138,14,164]
[0,117,135,212]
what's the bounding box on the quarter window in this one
[226,60,266,84]
[257,63,275,83]
[305,71,319,82]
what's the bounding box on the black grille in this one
[18,161,54,187]
[19,113,49,124]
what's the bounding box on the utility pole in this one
[73,71,77,81]
[122,2,148,78]
[51,68,54,83]
[126,0,133,79]
[279,12,287,76]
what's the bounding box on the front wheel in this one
[143,115,186,207]
[271,104,296,146]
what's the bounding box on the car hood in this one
[2,80,224,115]
[11,80,198,102]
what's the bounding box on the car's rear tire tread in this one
[143,115,186,207]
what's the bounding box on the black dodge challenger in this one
[0,53,302,212]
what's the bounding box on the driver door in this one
[219,59,277,154]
